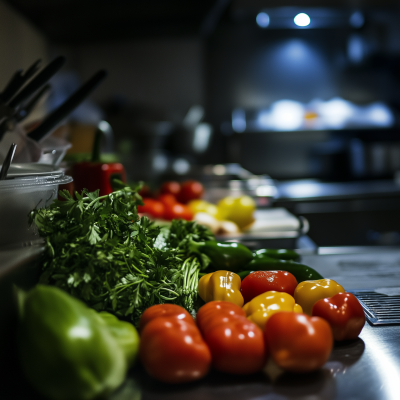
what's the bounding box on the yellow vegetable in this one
[187,200,218,217]
[198,270,244,307]
[294,279,345,315]
[217,195,255,229]
[243,291,302,330]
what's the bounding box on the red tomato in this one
[264,312,333,373]
[160,181,181,197]
[140,317,211,383]
[196,301,266,375]
[137,198,165,219]
[158,193,177,207]
[196,300,246,332]
[139,304,196,332]
[164,202,193,221]
[241,270,298,303]
[178,180,204,204]
[138,184,152,198]
[203,315,266,374]
[312,292,365,341]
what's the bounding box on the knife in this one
[8,56,65,110]
[0,59,41,104]
[28,69,107,142]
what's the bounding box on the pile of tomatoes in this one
[138,180,204,221]
[138,269,366,384]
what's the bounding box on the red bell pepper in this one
[241,270,298,303]
[73,128,126,196]
[312,292,365,341]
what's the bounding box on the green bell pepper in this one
[190,240,253,272]
[17,285,139,400]
[243,257,323,283]
[252,248,301,262]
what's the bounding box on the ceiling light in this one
[294,13,311,27]
[256,12,270,28]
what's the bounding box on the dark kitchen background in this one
[2,0,400,247]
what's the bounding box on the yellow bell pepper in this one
[294,279,345,315]
[242,291,303,330]
[198,270,244,307]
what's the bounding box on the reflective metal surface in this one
[2,246,400,400]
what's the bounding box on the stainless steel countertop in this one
[2,245,400,400]
[276,179,400,201]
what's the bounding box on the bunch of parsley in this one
[30,182,213,324]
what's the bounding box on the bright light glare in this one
[294,13,311,27]
[256,12,270,28]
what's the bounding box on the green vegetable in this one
[245,257,323,282]
[17,285,139,400]
[29,182,213,324]
[190,241,253,272]
[253,248,300,262]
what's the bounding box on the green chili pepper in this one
[17,285,140,400]
[190,241,253,272]
[237,270,254,280]
[245,257,323,283]
[253,248,301,262]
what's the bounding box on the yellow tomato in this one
[187,200,218,217]
[217,195,256,229]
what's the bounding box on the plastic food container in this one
[0,165,73,248]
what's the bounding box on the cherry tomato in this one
[241,270,298,303]
[140,317,211,383]
[312,292,365,341]
[139,304,196,331]
[197,301,266,375]
[158,193,177,207]
[164,202,193,221]
[178,180,204,204]
[138,184,152,198]
[160,181,181,197]
[264,312,333,373]
[137,198,165,219]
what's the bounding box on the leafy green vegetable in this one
[30,182,213,324]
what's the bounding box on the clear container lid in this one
[0,173,73,190]
[0,163,63,178]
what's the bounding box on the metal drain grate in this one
[352,291,400,325]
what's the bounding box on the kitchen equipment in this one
[0,163,72,248]
[202,163,278,207]
[0,59,41,104]
[0,84,51,139]
[7,56,65,115]
[0,143,17,180]
[28,69,107,142]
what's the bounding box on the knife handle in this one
[28,69,107,142]
[8,56,65,109]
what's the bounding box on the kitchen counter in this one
[2,245,400,400]
[274,180,400,247]
[276,179,400,202]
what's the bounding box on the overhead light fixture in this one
[294,13,311,27]
[256,12,270,28]
[349,11,364,28]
